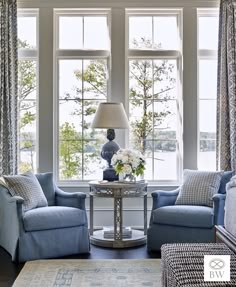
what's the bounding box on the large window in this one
[198,9,219,170]
[55,10,110,181]
[18,10,38,173]
[127,11,182,181]
[17,4,220,185]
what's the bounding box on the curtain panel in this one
[216,0,236,172]
[0,0,18,175]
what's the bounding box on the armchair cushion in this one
[4,173,48,211]
[175,169,222,207]
[152,205,214,228]
[23,206,87,232]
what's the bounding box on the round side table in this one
[89,180,148,248]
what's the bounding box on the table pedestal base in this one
[90,229,146,248]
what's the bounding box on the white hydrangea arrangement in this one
[111,149,145,179]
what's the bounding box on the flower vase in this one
[118,173,125,181]
[124,173,136,182]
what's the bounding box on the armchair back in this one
[35,172,55,206]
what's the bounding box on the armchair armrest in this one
[151,188,180,210]
[213,193,226,225]
[55,186,86,210]
[8,195,24,204]
[0,189,24,261]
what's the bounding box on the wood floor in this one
[0,244,160,287]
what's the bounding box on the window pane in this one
[154,16,178,49]
[84,17,109,49]
[199,60,217,99]
[198,16,219,50]
[154,140,177,180]
[154,60,177,99]
[18,59,37,173]
[129,17,152,49]
[18,17,37,49]
[129,59,178,180]
[59,60,82,99]
[59,17,83,49]
[58,59,108,180]
[199,100,216,170]
[19,101,37,173]
[129,16,179,50]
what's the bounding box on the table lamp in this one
[91,102,129,181]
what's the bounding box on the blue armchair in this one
[0,173,90,262]
[147,171,233,252]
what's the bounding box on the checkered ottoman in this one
[161,243,236,287]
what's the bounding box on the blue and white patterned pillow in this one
[175,170,223,207]
[4,173,48,211]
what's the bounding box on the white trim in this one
[18,50,38,58]
[54,8,111,15]
[128,50,181,58]
[197,9,218,170]
[18,0,219,9]
[56,50,110,58]
[198,50,217,58]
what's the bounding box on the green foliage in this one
[20,111,36,129]
[19,162,32,173]
[129,38,176,154]
[59,123,83,179]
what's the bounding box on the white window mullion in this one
[128,50,181,58]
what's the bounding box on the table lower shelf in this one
[90,229,146,248]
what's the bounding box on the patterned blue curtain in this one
[0,0,18,175]
[216,0,236,171]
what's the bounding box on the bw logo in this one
[209,258,225,270]
[204,255,230,282]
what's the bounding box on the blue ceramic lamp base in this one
[103,167,118,181]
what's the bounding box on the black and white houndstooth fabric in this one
[175,169,223,207]
[161,243,236,287]
[4,173,48,211]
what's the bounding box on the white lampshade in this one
[91,102,129,129]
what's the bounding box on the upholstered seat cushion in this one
[152,205,214,228]
[23,206,87,232]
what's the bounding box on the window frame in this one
[18,9,39,173]
[197,8,219,170]
[126,9,183,184]
[54,9,111,184]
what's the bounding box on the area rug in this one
[13,259,161,287]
